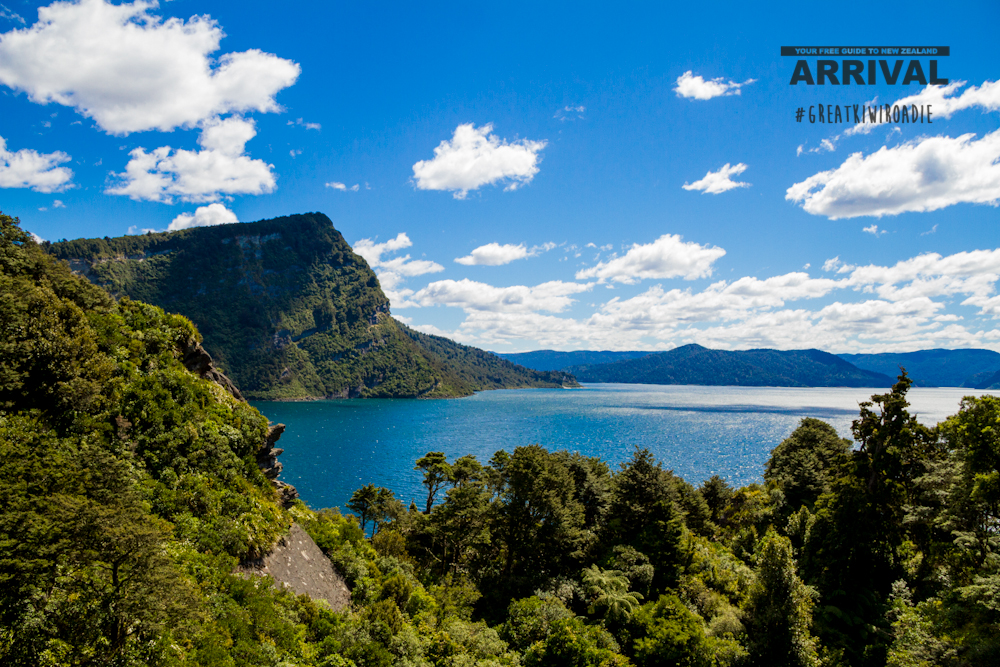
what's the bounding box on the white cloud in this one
[892,79,1000,120]
[0,135,73,192]
[105,117,275,202]
[674,71,755,100]
[28,230,44,243]
[0,0,299,134]
[326,181,359,192]
[401,243,1000,353]
[921,224,938,236]
[411,278,592,313]
[353,232,413,266]
[682,162,750,194]
[848,249,1000,291]
[863,224,885,236]
[575,234,726,284]
[786,129,1000,219]
[353,232,444,307]
[454,241,555,266]
[412,123,546,199]
[168,203,238,231]
[289,117,321,130]
[52,199,65,208]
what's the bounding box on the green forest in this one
[3,211,1000,666]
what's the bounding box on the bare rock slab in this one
[240,522,350,611]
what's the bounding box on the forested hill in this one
[565,343,893,387]
[839,349,1000,388]
[47,213,576,399]
[497,349,659,371]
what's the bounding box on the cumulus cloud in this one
[412,123,546,199]
[168,203,238,231]
[682,163,750,194]
[575,234,726,284]
[354,232,414,267]
[402,243,1000,353]
[0,0,299,135]
[674,71,755,100]
[412,279,591,313]
[0,135,73,192]
[326,181,359,192]
[892,79,1000,120]
[786,129,1000,219]
[454,241,555,266]
[353,232,444,306]
[105,117,275,202]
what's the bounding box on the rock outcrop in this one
[180,336,244,401]
[239,523,351,611]
[179,336,298,506]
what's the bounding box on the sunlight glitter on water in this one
[253,384,997,512]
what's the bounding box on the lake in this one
[251,383,996,512]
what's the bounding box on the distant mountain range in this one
[497,350,659,371]
[48,213,577,399]
[499,345,1000,389]
[839,350,1000,388]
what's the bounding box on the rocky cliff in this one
[48,213,577,400]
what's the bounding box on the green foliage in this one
[605,449,686,593]
[523,616,630,667]
[743,530,820,667]
[0,212,296,664]
[630,594,712,667]
[415,451,453,513]
[766,417,852,514]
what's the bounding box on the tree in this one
[632,594,713,667]
[347,484,401,534]
[765,417,852,513]
[416,451,453,513]
[605,448,685,593]
[581,565,643,624]
[699,475,734,526]
[802,372,936,666]
[486,445,587,602]
[743,530,819,667]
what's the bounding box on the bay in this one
[251,383,997,512]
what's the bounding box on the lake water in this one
[251,383,996,512]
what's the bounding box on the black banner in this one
[780,46,950,56]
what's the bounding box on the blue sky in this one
[2,0,999,353]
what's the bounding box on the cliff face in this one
[49,213,576,400]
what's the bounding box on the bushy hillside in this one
[0,212,323,662]
[567,343,892,387]
[48,213,576,400]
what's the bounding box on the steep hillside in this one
[567,343,893,387]
[839,349,1000,387]
[48,213,576,399]
[497,349,659,371]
